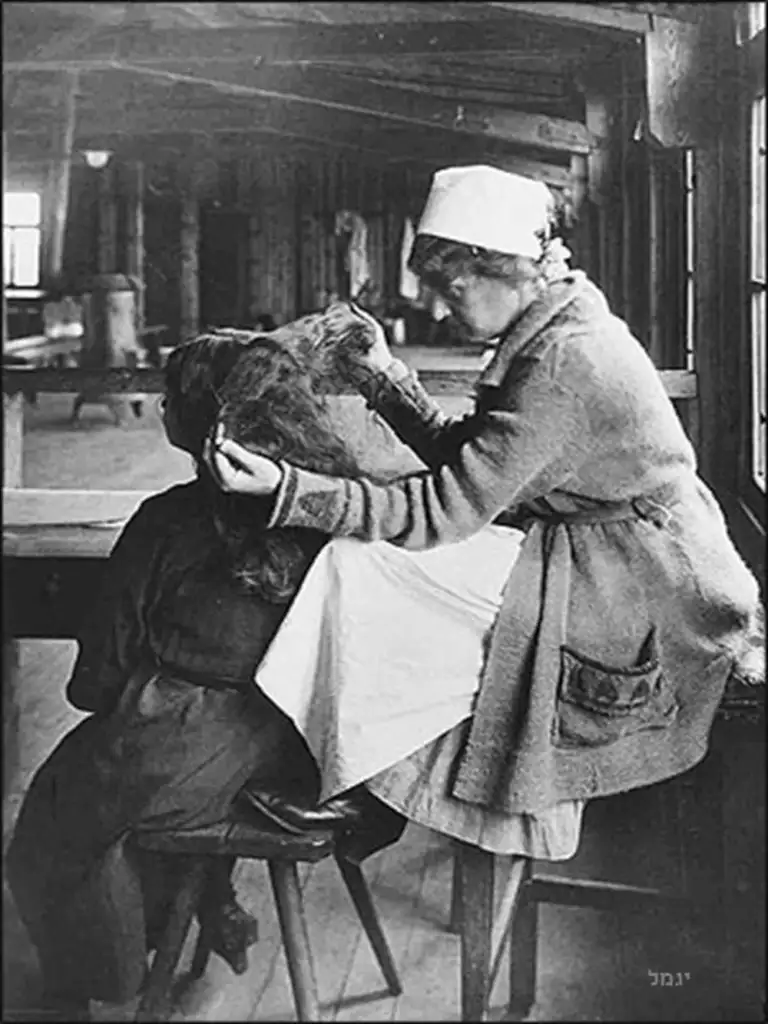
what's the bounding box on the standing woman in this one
[208,165,763,823]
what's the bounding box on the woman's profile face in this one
[436,272,540,344]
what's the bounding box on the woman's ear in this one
[445,276,467,300]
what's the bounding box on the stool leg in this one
[136,857,209,1023]
[508,877,538,1019]
[189,923,213,982]
[335,855,402,995]
[449,842,462,933]
[189,855,236,980]
[457,841,494,1023]
[268,860,320,1022]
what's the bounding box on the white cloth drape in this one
[254,525,585,858]
[256,526,523,801]
[399,217,420,301]
[335,210,370,300]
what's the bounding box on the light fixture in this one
[82,149,112,169]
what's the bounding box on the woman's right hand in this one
[323,301,394,376]
[203,426,283,497]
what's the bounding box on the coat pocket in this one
[553,632,678,749]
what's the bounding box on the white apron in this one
[255,524,585,858]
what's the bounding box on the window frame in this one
[739,21,766,521]
[3,190,43,290]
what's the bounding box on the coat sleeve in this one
[356,359,483,472]
[65,499,163,714]
[268,367,588,549]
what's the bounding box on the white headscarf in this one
[417,164,566,264]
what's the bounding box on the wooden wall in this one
[46,149,435,341]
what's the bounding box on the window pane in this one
[11,227,41,286]
[752,96,766,283]
[753,288,767,491]
[3,192,42,228]
[748,1,766,38]
[684,149,696,369]
[3,227,12,286]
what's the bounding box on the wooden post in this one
[248,212,263,321]
[2,128,7,346]
[568,153,589,274]
[2,124,22,816]
[97,162,118,274]
[2,129,24,489]
[3,392,24,488]
[179,166,200,343]
[44,70,78,287]
[125,160,145,334]
[2,632,22,825]
[583,89,612,295]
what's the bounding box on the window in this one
[3,191,42,288]
[748,0,766,38]
[736,1,766,44]
[684,149,696,371]
[749,92,766,492]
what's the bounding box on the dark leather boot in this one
[335,795,407,865]
[237,785,367,835]
[197,898,259,976]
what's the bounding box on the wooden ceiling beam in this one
[9,99,591,158]
[98,62,593,153]
[2,14,611,69]
[7,65,592,153]
[7,117,572,167]
[483,3,652,34]
[7,112,575,185]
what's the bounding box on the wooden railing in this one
[1,349,699,489]
[2,325,170,487]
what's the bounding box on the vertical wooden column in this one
[2,124,22,819]
[1,128,6,352]
[44,70,79,287]
[2,129,23,489]
[3,393,23,488]
[248,211,263,321]
[584,89,612,296]
[125,160,145,334]
[97,162,118,274]
[648,149,661,365]
[568,153,589,273]
[179,164,200,344]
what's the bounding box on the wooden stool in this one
[450,843,698,1021]
[133,814,402,1022]
[449,680,765,1020]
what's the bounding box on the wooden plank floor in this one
[3,641,764,1022]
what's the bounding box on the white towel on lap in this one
[255,525,524,802]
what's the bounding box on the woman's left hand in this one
[324,301,394,375]
[204,427,283,496]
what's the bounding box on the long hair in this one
[163,332,254,457]
[204,331,366,604]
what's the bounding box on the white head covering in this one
[416,165,553,259]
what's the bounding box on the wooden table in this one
[3,490,150,799]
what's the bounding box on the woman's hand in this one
[204,426,283,496]
[323,301,394,376]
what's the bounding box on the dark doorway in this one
[200,208,249,329]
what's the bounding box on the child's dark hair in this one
[167,330,366,604]
[163,333,254,457]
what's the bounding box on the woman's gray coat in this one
[268,273,763,813]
